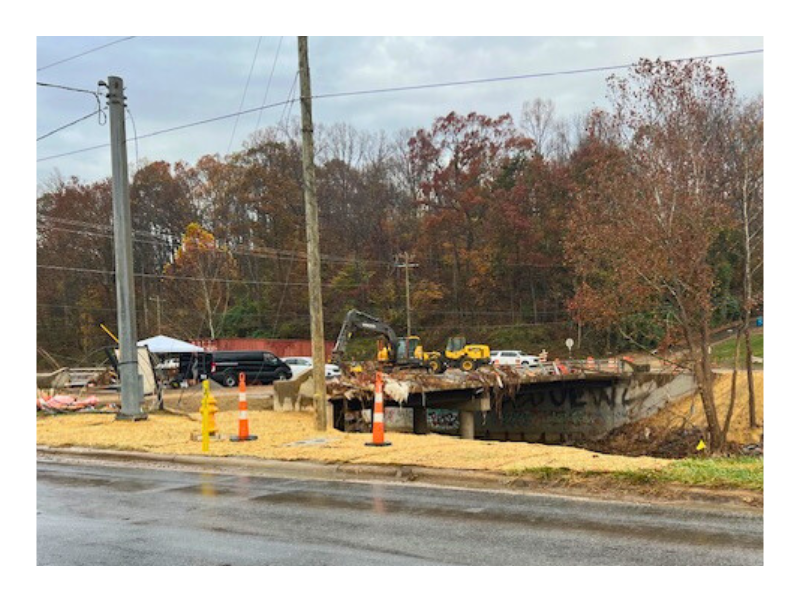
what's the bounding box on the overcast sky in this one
[35,36,763,186]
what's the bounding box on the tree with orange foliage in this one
[566,59,741,452]
[164,223,239,339]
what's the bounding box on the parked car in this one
[209,351,292,387]
[282,356,342,379]
[490,350,541,367]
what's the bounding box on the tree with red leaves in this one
[566,59,741,451]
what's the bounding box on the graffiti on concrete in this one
[479,373,697,442]
[427,409,459,432]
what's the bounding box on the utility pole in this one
[149,295,163,334]
[106,75,146,421]
[142,274,149,333]
[395,252,419,337]
[298,37,327,430]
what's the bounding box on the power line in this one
[37,81,100,96]
[38,263,371,288]
[37,109,101,142]
[37,36,137,72]
[227,37,263,154]
[254,37,284,133]
[35,47,763,163]
[38,217,393,266]
[312,49,764,101]
[37,97,294,163]
[36,81,107,142]
[278,71,299,131]
[126,108,140,168]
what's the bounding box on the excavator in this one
[331,309,490,372]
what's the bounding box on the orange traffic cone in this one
[586,356,596,371]
[365,371,391,447]
[230,372,258,442]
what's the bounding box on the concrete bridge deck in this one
[325,362,693,441]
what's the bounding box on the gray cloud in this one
[36,36,763,185]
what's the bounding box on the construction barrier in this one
[365,371,391,447]
[586,356,596,371]
[607,357,618,372]
[230,372,258,442]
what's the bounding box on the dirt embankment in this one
[585,371,764,458]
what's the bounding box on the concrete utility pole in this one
[298,37,327,430]
[106,76,146,421]
[395,252,419,337]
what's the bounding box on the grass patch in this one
[712,332,763,367]
[652,457,763,490]
[511,457,763,492]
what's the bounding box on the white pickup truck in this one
[490,350,541,367]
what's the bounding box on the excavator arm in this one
[331,309,399,363]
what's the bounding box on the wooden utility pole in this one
[395,252,419,337]
[106,75,146,421]
[298,37,327,430]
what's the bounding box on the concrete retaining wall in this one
[383,371,697,442]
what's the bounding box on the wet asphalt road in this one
[37,460,763,565]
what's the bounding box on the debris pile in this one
[326,363,567,405]
[37,394,104,413]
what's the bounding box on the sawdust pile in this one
[647,371,764,445]
[37,410,667,474]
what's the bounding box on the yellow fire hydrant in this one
[199,379,220,452]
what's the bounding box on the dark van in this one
[209,351,292,387]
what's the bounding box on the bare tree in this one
[520,98,556,156]
[728,96,764,427]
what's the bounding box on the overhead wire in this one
[37,109,102,142]
[254,36,284,133]
[37,216,394,266]
[37,48,763,164]
[311,49,764,101]
[36,264,369,288]
[37,97,294,162]
[278,70,299,131]
[126,108,140,168]
[37,81,101,96]
[37,80,107,142]
[227,36,263,154]
[37,36,137,72]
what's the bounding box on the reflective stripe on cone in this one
[366,371,391,447]
[230,372,258,442]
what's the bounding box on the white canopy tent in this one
[137,335,205,354]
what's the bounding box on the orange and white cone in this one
[230,372,258,442]
[586,356,596,371]
[365,371,391,447]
